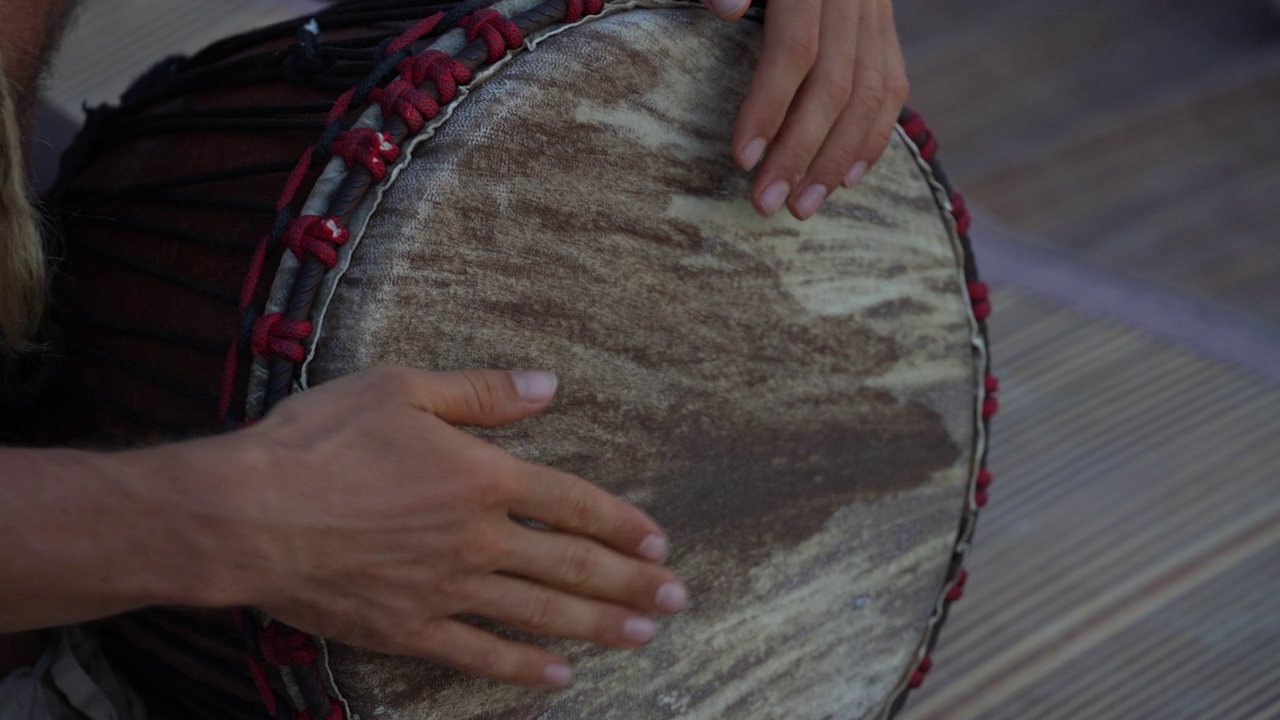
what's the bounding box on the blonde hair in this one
[0,54,46,354]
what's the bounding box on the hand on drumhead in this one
[704,0,909,220]
[219,366,686,688]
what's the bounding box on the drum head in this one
[297,7,983,719]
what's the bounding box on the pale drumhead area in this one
[308,7,978,719]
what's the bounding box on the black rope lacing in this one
[50,0,504,416]
[63,314,225,355]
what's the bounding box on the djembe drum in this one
[48,0,995,718]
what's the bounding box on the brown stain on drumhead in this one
[311,8,976,719]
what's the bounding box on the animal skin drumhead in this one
[294,7,984,720]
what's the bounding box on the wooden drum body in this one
[50,1,993,718]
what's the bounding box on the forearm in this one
[0,442,251,631]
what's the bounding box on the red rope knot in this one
[917,131,939,162]
[372,53,470,133]
[908,654,934,688]
[461,9,523,62]
[260,624,319,666]
[981,371,999,422]
[293,706,345,720]
[945,568,969,603]
[283,215,349,269]
[968,281,991,322]
[982,394,999,421]
[370,79,440,134]
[901,114,927,141]
[906,650,936,681]
[901,112,938,160]
[950,191,972,235]
[563,0,605,23]
[251,313,313,364]
[399,51,471,102]
[332,128,399,182]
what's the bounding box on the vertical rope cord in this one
[50,4,484,420]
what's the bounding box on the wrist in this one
[0,446,219,628]
[113,436,279,610]
[77,444,242,611]
[0,440,281,630]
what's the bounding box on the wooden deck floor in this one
[895,0,1280,326]
[899,288,1280,720]
[893,2,1280,717]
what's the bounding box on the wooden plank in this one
[894,0,1280,325]
[963,70,1280,269]
[895,0,1280,183]
[900,288,1280,720]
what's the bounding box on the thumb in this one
[412,369,558,428]
[703,0,750,21]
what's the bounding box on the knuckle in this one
[467,453,517,507]
[562,487,598,535]
[561,545,595,589]
[811,72,853,111]
[855,85,887,117]
[410,620,442,652]
[460,526,505,567]
[459,369,503,418]
[463,643,504,676]
[523,587,557,630]
[780,35,819,73]
[479,474,517,509]
[887,74,911,105]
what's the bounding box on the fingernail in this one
[843,160,869,188]
[543,663,573,688]
[656,582,688,613]
[623,617,659,644]
[793,184,828,220]
[740,137,766,171]
[760,181,790,217]
[637,535,667,562]
[512,371,557,404]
